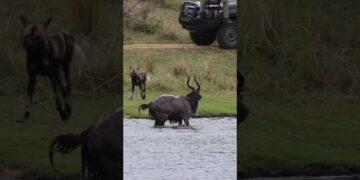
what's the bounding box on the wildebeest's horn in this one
[187,76,195,91]
[194,77,200,91]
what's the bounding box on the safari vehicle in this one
[179,0,237,49]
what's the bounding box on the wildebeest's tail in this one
[139,103,152,118]
[49,125,93,170]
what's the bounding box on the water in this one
[124,117,237,180]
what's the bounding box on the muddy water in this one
[124,117,237,180]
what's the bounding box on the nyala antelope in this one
[129,66,148,100]
[19,15,84,122]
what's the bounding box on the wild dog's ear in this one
[136,66,140,70]
[43,17,53,30]
[20,15,30,27]
[129,66,133,70]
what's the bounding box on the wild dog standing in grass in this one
[129,66,148,100]
[238,71,249,125]
[19,15,85,122]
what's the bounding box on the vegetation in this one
[0,0,121,178]
[123,0,190,44]
[0,0,122,96]
[238,0,360,177]
[124,48,237,117]
[0,95,121,176]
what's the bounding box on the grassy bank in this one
[124,48,236,117]
[238,0,360,177]
[0,95,121,175]
[123,0,189,44]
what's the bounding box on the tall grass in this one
[123,0,189,44]
[238,0,360,100]
[124,48,236,93]
[0,0,122,96]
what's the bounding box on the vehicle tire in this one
[190,32,216,46]
[217,23,237,49]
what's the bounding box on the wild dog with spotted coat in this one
[19,15,83,122]
[129,66,147,100]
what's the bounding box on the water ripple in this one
[124,117,237,180]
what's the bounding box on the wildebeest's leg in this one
[130,84,135,100]
[154,114,167,126]
[49,75,70,121]
[20,73,36,122]
[238,102,249,125]
[183,116,190,126]
[99,156,119,180]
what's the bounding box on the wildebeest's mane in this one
[185,92,200,115]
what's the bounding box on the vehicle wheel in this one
[217,23,237,49]
[190,32,216,46]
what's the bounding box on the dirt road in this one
[123,43,219,50]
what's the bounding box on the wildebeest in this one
[139,76,201,126]
[129,66,148,100]
[19,15,85,122]
[238,71,249,125]
[49,108,122,180]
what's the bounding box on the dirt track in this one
[123,43,218,50]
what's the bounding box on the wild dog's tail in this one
[49,125,93,170]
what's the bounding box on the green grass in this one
[0,0,122,95]
[238,96,360,177]
[124,0,190,44]
[124,48,237,117]
[238,2,360,176]
[0,95,121,174]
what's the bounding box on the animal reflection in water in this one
[49,108,122,180]
[139,76,201,126]
[19,15,85,122]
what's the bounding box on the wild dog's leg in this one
[139,84,146,100]
[130,84,135,100]
[50,74,70,121]
[141,81,146,100]
[20,73,36,122]
[62,63,72,116]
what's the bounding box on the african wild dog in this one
[19,15,83,122]
[139,76,201,126]
[129,66,147,100]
